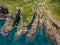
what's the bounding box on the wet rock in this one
[12,8,21,27]
[0,6,9,18]
[2,18,13,35]
[37,15,44,29]
[47,33,58,45]
[26,30,36,39]
[44,17,60,45]
[41,8,60,45]
[27,12,37,30]
[14,26,28,40]
[52,22,60,35]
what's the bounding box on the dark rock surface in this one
[27,12,37,30]
[0,6,9,17]
[12,8,21,27]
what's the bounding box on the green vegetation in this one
[35,0,44,2]
[0,0,60,23]
[0,0,37,24]
[0,0,45,24]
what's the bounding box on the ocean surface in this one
[0,19,56,45]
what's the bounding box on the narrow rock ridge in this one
[12,8,21,27]
[26,14,38,39]
[2,18,13,35]
[2,8,21,35]
[41,8,60,45]
[42,7,60,29]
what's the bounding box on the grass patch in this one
[35,0,44,2]
[0,0,37,23]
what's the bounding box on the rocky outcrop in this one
[27,12,37,30]
[12,8,21,27]
[2,8,21,35]
[1,6,60,45]
[42,7,60,29]
[26,14,39,39]
[2,18,13,35]
[41,8,60,45]
[0,6,9,18]
[14,13,38,39]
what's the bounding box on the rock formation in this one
[41,7,60,45]
[12,8,21,27]
[2,18,13,35]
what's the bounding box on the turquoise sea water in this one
[0,20,57,45]
[0,19,6,30]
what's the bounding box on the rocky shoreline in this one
[41,8,60,45]
[0,6,60,45]
[2,18,13,35]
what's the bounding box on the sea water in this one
[0,20,56,45]
[0,19,6,30]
